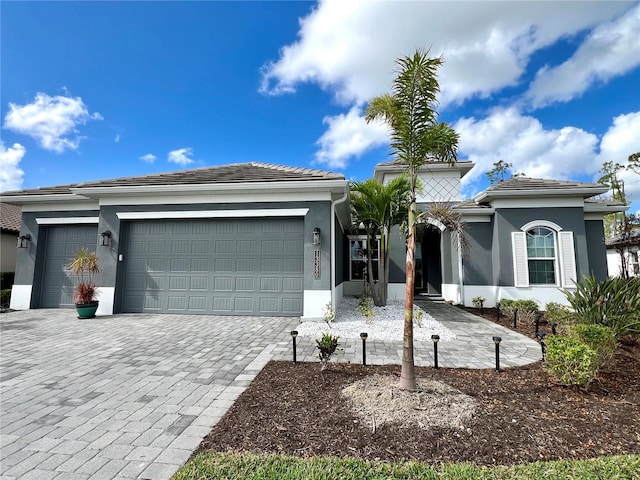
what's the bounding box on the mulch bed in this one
[195,340,640,466]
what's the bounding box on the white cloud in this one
[260,0,631,107]
[259,0,634,169]
[168,148,194,165]
[597,111,640,201]
[526,4,640,108]
[315,106,390,168]
[139,153,157,163]
[0,142,26,192]
[114,134,121,143]
[455,107,600,184]
[3,92,102,153]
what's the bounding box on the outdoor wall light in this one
[290,330,298,363]
[493,336,502,372]
[431,334,440,369]
[313,227,321,246]
[17,234,31,249]
[360,332,368,366]
[99,230,112,247]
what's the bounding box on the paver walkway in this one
[0,310,298,480]
[1,300,541,479]
[271,298,543,369]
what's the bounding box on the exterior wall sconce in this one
[99,230,112,247]
[17,234,31,249]
[313,227,321,246]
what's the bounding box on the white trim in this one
[461,215,492,223]
[331,189,349,309]
[301,289,331,321]
[36,217,99,225]
[100,191,333,206]
[0,194,90,204]
[421,217,446,232]
[9,285,32,309]
[520,220,562,232]
[558,231,577,287]
[441,283,461,304]
[95,287,115,315]
[490,197,583,209]
[584,213,607,221]
[116,208,310,220]
[21,202,98,212]
[74,179,348,197]
[511,231,529,287]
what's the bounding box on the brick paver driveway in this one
[0,310,299,480]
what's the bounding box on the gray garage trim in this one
[37,224,98,308]
[120,218,304,316]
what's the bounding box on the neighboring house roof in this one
[0,203,21,233]
[606,229,640,248]
[474,176,609,203]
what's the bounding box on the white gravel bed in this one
[294,296,456,342]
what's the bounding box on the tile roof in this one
[606,229,640,247]
[0,163,345,197]
[485,177,603,192]
[0,203,22,233]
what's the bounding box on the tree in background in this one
[485,159,523,184]
[598,157,640,278]
[365,50,459,391]
[350,176,410,307]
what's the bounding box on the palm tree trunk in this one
[400,198,417,391]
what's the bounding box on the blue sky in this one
[2,1,639,211]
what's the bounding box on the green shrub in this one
[357,294,374,322]
[497,298,539,323]
[497,298,516,316]
[571,324,617,368]
[471,296,485,308]
[563,276,640,338]
[544,302,577,328]
[316,333,339,371]
[544,335,599,387]
[0,289,11,308]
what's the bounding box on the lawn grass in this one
[173,452,640,479]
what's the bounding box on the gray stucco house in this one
[1,160,624,317]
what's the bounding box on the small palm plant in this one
[66,247,100,305]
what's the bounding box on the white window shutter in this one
[558,231,577,287]
[512,232,529,287]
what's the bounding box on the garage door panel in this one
[123,218,303,315]
[214,277,233,291]
[282,277,303,292]
[282,298,303,314]
[283,258,303,273]
[170,258,190,272]
[40,225,98,308]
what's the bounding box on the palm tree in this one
[365,49,459,391]
[350,176,410,306]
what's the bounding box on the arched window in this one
[512,222,576,288]
[526,227,556,284]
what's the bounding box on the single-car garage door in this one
[39,224,98,308]
[121,218,304,315]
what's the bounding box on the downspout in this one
[331,189,349,309]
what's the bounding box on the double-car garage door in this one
[121,217,304,316]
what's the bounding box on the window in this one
[630,250,639,276]
[512,222,576,288]
[526,227,556,284]
[349,237,379,281]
